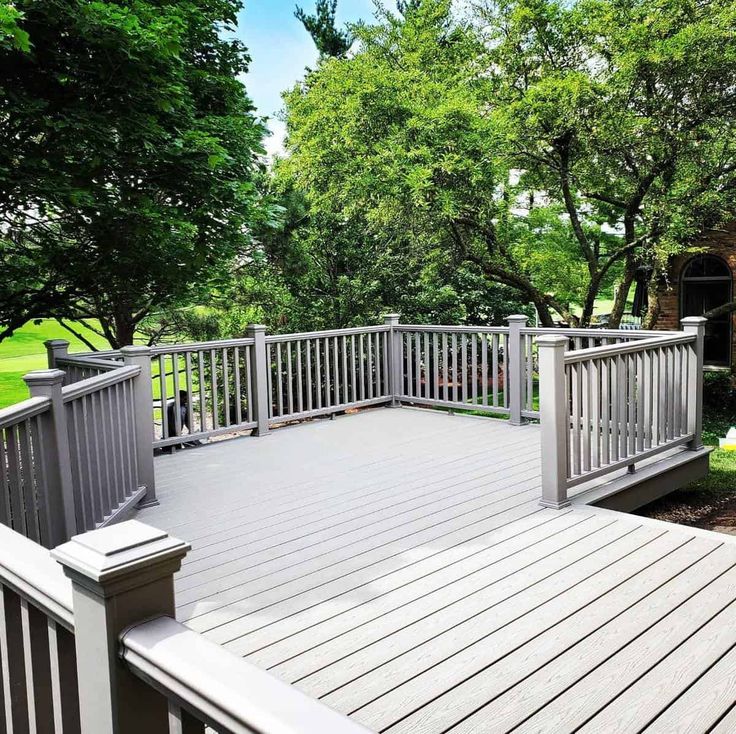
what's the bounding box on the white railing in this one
[538,317,706,508]
[0,519,369,733]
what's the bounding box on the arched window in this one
[681,255,732,366]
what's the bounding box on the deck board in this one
[137,407,736,733]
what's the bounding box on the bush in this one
[703,371,736,412]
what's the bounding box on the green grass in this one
[0,320,110,408]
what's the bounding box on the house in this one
[652,223,736,368]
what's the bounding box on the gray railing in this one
[538,317,706,508]
[0,518,369,733]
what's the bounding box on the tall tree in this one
[0,0,267,347]
[295,0,352,58]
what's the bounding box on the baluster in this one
[581,361,591,472]
[0,584,28,732]
[0,429,10,527]
[590,360,600,469]
[98,389,114,514]
[406,333,413,398]
[315,339,323,409]
[276,343,284,417]
[209,350,219,430]
[636,351,645,451]
[442,333,449,402]
[480,334,488,407]
[627,353,636,456]
[502,333,510,410]
[172,353,182,436]
[451,333,458,403]
[382,331,389,397]
[342,336,349,404]
[287,342,294,416]
[296,341,304,413]
[617,353,627,458]
[233,347,242,425]
[18,419,38,541]
[197,352,206,433]
[571,362,581,476]
[20,598,54,728]
[244,345,253,423]
[350,335,357,403]
[47,619,80,732]
[159,354,169,440]
[600,356,610,466]
[460,333,468,404]
[414,332,421,398]
[168,701,205,734]
[432,332,439,402]
[222,349,231,427]
[323,337,331,407]
[374,332,382,399]
[492,334,498,408]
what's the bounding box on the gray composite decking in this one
[137,407,736,734]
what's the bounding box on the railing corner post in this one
[246,324,270,436]
[384,314,401,407]
[44,339,70,369]
[121,346,157,506]
[506,314,529,426]
[681,316,706,451]
[52,521,190,733]
[23,369,77,546]
[537,335,570,509]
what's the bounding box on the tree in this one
[0,0,267,347]
[479,0,736,326]
[295,0,352,58]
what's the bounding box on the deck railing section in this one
[394,324,511,416]
[0,523,78,732]
[151,338,258,448]
[538,317,706,508]
[266,326,392,424]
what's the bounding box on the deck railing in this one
[537,317,706,508]
[0,519,369,733]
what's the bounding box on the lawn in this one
[0,320,110,408]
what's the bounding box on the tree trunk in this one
[608,253,636,327]
[642,271,662,328]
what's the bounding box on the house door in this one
[681,255,732,367]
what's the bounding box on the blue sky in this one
[235,0,381,155]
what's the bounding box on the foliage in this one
[0,0,267,347]
[295,0,352,58]
[0,3,29,51]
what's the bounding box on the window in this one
[681,255,732,366]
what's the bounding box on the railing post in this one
[246,324,270,436]
[45,339,69,369]
[681,316,706,451]
[52,521,190,733]
[23,369,77,546]
[121,346,157,506]
[506,314,529,425]
[384,314,401,407]
[537,335,570,509]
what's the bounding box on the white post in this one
[52,521,190,733]
[45,339,69,369]
[246,325,270,436]
[23,369,77,546]
[506,314,529,425]
[538,335,570,508]
[681,316,706,451]
[384,314,401,407]
[121,346,157,506]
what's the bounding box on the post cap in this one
[52,520,190,597]
[535,335,569,348]
[120,345,151,356]
[383,313,400,323]
[44,339,70,349]
[506,314,529,324]
[23,369,66,388]
[246,324,267,333]
[681,316,708,326]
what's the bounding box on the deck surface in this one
[138,407,736,733]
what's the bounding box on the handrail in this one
[120,616,372,733]
[61,364,140,402]
[564,332,695,364]
[0,524,74,630]
[397,324,509,334]
[522,327,678,339]
[151,337,255,354]
[265,325,389,342]
[57,355,123,371]
[0,395,50,429]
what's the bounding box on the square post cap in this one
[23,369,66,388]
[120,345,151,357]
[536,335,569,348]
[383,313,400,323]
[246,324,267,332]
[52,521,190,598]
[681,316,708,327]
[506,314,529,323]
[44,339,70,349]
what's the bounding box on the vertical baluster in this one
[642,349,652,449]
[112,383,126,502]
[382,331,389,397]
[672,346,681,437]
[590,360,600,469]
[323,337,331,407]
[276,343,284,417]
[315,339,323,409]
[442,333,449,402]
[617,353,627,458]
[367,333,374,401]
[210,350,219,430]
[406,333,414,398]
[571,362,581,475]
[159,354,169,440]
[581,361,591,472]
[70,401,90,530]
[460,333,468,404]
[0,430,10,528]
[350,334,358,403]
[222,349,231,427]
[375,332,382,399]
[502,334,510,410]
[414,332,421,398]
[233,347,242,425]
[652,349,661,446]
[450,333,457,403]
[86,394,103,524]
[600,357,610,466]
[285,342,293,416]
[526,335,534,413]
[17,420,38,541]
[172,353,182,437]
[491,334,498,407]
[98,390,113,514]
[294,341,303,414]
[183,352,194,439]
[244,346,254,423]
[306,340,313,411]
[0,585,28,733]
[627,353,636,456]
[47,620,80,732]
[342,336,349,404]
[20,598,54,729]
[431,332,439,402]
[197,351,206,433]
[636,351,645,451]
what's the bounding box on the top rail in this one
[522,327,679,339]
[0,523,74,630]
[396,324,509,334]
[265,325,389,342]
[121,616,371,733]
[0,395,50,429]
[564,332,696,364]
[61,364,141,403]
[56,355,123,371]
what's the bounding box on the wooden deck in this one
[138,407,736,733]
